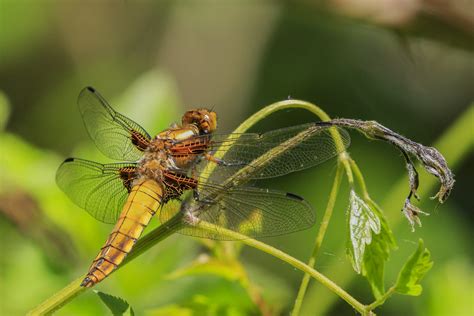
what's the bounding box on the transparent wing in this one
[196,123,350,181]
[160,183,315,240]
[78,86,151,161]
[56,158,138,224]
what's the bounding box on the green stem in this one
[224,99,359,314]
[365,286,396,311]
[291,163,344,316]
[232,99,354,184]
[303,105,474,315]
[26,278,85,316]
[349,157,370,199]
[28,99,359,315]
[196,220,367,315]
[27,215,184,316]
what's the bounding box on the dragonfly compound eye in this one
[182,109,217,134]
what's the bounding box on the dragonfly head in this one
[182,108,217,134]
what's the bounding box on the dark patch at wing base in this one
[56,158,138,223]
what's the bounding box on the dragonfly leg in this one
[205,153,245,167]
[191,189,215,207]
[192,189,213,204]
[193,189,200,201]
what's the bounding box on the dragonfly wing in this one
[199,124,350,181]
[78,87,151,161]
[160,184,315,240]
[56,158,138,223]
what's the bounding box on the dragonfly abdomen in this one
[81,179,163,287]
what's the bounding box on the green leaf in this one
[166,255,248,288]
[94,290,133,316]
[346,190,381,274]
[394,239,433,296]
[361,200,397,299]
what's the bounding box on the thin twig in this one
[291,163,344,316]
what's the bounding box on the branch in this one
[195,220,368,315]
[29,99,355,315]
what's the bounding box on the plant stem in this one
[196,220,368,315]
[291,163,344,316]
[229,99,359,314]
[302,105,474,315]
[366,286,396,311]
[29,99,357,315]
[27,215,184,316]
[232,99,354,184]
[349,158,370,199]
[26,278,85,316]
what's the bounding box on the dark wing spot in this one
[130,130,150,151]
[119,167,138,192]
[286,192,305,201]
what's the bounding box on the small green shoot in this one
[394,239,434,296]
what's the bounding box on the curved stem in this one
[201,99,354,184]
[291,163,344,316]
[349,157,370,199]
[204,99,357,313]
[27,215,184,316]
[300,105,474,315]
[366,286,395,311]
[29,99,357,315]
[233,100,354,183]
[26,278,85,316]
[196,220,367,315]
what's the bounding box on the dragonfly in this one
[56,87,350,287]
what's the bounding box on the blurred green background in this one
[0,1,472,315]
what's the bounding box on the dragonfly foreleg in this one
[205,153,246,167]
[193,189,200,201]
[192,189,214,205]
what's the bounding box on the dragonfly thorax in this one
[154,125,200,142]
[148,120,214,171]
[136,148,170,183]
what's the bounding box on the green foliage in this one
[394,239,433,296]
[26,99,469,316]
[1,3,471,315]
[95,291,134,316]
[346,189,381,274]
[346,190,397,300]
[361,200,397,299]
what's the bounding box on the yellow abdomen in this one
[81,179,163,287]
